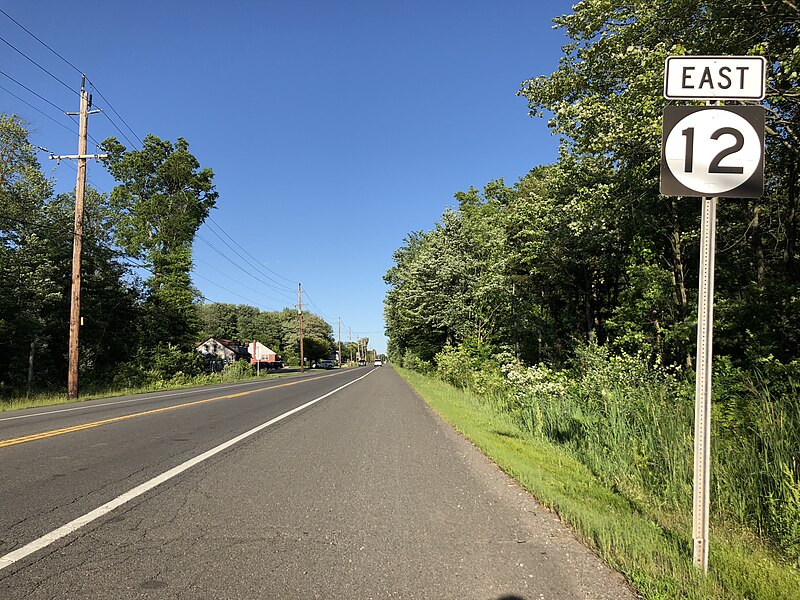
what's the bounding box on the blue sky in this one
[1,1,572,354]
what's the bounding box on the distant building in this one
[196,338,250,365]
[248,341,278,364]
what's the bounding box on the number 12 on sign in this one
[660,105,764,199]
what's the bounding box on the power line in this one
[0,67,69,115]
[200,224,296,296]
[194,255,290,308]
[302,289,334,325]
[0,33,76,97]
[0,68,102,147]
[205,217,297,290]
[88,80,143,148]
[0,10,141,150]
[191,271,274,311]
[97,107,138,150]
[0,81,76,135]
[0,8,82,76]
[195,233,296,301]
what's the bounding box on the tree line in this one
[0,117,336,395]
[197,302,369,367]
[383,1,800,560]
[385,0,799,373]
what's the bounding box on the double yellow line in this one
[0,371,347,449]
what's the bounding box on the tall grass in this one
[413,343,800,564]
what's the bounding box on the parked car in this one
[317,359,335,369]
[373,359,382,366]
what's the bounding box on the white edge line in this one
[0,368,375,572]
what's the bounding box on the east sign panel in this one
[664,55,766,100]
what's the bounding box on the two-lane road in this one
[0,366,635,599]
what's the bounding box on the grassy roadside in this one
[0,367,343,413]
[396,366,800,600]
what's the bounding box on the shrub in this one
[402,350,433,374]
[149,344,207,380]
[435,344,474,389]
[220,359,254,382]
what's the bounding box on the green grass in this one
[396,366,800,600]
[0,368,319,413]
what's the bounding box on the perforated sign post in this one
[661,56,766,574]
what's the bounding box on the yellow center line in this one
[0,370,350,449]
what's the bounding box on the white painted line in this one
[0,368,375,572]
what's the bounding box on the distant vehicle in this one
[373,359,382,366]
[317,359,335,369]
[358,360,367,366]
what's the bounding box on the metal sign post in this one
[660,56,766,573]
[693,193,716,572]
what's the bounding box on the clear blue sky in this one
[1,1,572,354]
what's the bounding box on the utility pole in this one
[349,327,353,364]
[298,283,304,372]
[338,318,342,367]
[50,75,106,400]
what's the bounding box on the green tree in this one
[517,0,800,366]
[1,115,140,390]
[279,308,334,365]
[101,135,218,350]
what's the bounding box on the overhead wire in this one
[0,10,139,150]
[195,233,296,301]
[0,81,76,135]
[200,223,296,296]
[96,108,138,150]
[193,255,291,308]
[1,9,348,332]
[0,33,77,96]
[191,271,274,311]
[0,67,102,147]
[0,67,69,115]
[88,79,143,148]
[301,289,334,325]
[204,216,297,289]
[0,8,82,76]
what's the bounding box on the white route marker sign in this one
[660,105,764,198]
[664,55,766,100]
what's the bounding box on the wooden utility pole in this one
[50,75,106,400]
[338,318,342,367]
[349,327,353,363]
[298,283,304,372]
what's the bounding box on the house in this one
[248,340,278,364]
[196,338,250,365]
[249,341,283,369]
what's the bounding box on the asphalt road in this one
[0,366,636,599]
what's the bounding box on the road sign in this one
[664,56,766,100]
[660,105,764,198]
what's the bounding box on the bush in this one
[435,344,474,389]
[401,349,433,374]
[149,344,207,380]
[220,359,254,382]
[111,360,152,389]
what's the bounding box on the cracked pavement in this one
[0,367,637,599]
